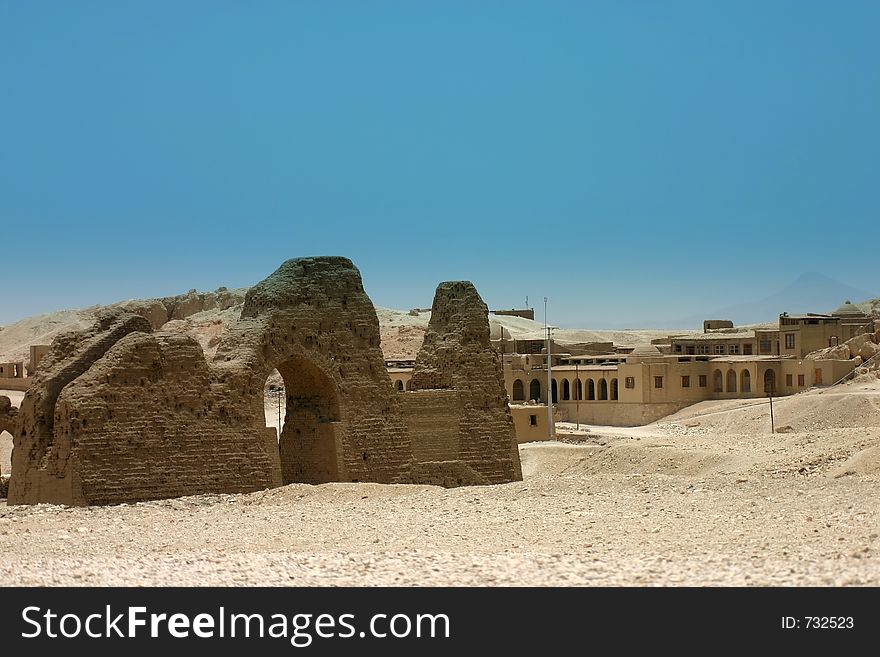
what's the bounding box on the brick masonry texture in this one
[410,281,523,484]
[8,258,521,505]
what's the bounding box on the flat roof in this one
[708,355,794,362]
[673,331,756,341]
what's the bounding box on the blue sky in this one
[1,1,877,327]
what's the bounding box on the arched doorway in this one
[562,379,570,401]
[610,378,618,400]
[551,379,558,403]
[741,370,751,393]
[587,379,595,400]
[530,378,542,402]
[598,379,608,400]
[575,379,582,400]
[512,379,525,401]
[763,369,776,394]
[713,369,723,393]
[727,369,737,393]
[273,356,341,485]
[395,379,404,391]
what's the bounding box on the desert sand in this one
[1,378,878,586]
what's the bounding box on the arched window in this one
[530,378,542,402]
[551,379,558,403]
[727,369,737,393]
[713,369,723,393]
[395,380,404,392]
[575,379,583,401]
[587,379,595,400]
[406,380,414,391]
[763,369,776,394]
[599,379,608,400]
[562,379,570,401]
[741,370,751,393]
[611,378,618,400]
[512,379,525,401]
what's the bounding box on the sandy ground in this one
[1,381,879,586]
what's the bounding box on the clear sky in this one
[1,1,877,328]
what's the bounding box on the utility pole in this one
[544,297,554,440]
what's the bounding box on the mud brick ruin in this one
[8,256,521,505]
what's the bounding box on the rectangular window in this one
[797,374,805,387]
[625,376,635,389]
[654,376,663,389]
[759,340,772,353]
[674,344,682,353]
[715,345,725,355]
[529,414,537,426]
[743,344,753,355]
[681,375,690,388]
[786,374,793,386]
[729,344,740,355]
[686,345,695,355]
[698,375,707,387]
[785,333,795,349]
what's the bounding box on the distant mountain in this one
[679,272,873,327]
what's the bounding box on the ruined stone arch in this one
[8,257,522,505]
[512,379,525,401]
[210,257,412,487]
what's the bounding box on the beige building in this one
[509,404,554,443]
[494,301,872,435]
[29,344,50,373]
[0,345,51,392]
[386,359,415,392]
[0,361,29,391]
[385,302,873,437]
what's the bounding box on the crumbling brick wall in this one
[8,312,153,504]
[0,395,17,479]
[211,256,413,486]
[8,259,520,505]
[9,257,413,505]
[409,281,523,484]
[51,331,280,505]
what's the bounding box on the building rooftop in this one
[831,300,868,316]
[629,343,662,357]
[674,330,756,341]
[708,355,795,362]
